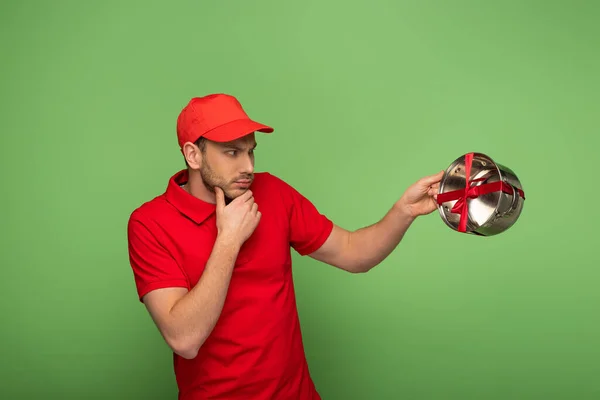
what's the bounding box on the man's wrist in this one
[215,232,242,252]
[393,198,418,221]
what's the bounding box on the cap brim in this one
[202,118,274,143]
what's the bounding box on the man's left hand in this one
[396,170,444,218]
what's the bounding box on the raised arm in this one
[129,188,260,359]
[309,171,443,273]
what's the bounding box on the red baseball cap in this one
[176,93,274,148]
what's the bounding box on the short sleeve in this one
[127,211,189,302]
[270,174,334,256]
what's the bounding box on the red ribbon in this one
[436,153,525,232]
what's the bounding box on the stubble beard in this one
[200,160,251,204]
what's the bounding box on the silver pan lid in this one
[436,152,525,236]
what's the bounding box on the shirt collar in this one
[165,169,216,225]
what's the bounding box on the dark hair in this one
[196,137,207,153]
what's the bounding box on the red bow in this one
[436,153,525,232]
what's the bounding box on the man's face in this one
[199,134,256,201]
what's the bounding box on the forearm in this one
[166,234,240,357]
[347,202,415,272]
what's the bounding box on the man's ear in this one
[182,141,202,169]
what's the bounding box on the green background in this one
[1,1,598,399]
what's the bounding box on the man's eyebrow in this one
[222,143,257,150]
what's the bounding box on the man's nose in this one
[240,153,254,174]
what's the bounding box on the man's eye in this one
[226,150,236,156]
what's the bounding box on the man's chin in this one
[226,187,249,198]
[217,186,246,201]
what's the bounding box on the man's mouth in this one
[233,175,253,184]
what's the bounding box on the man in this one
[127,93,443,399]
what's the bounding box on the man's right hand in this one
[139,187,259,360]
[215,187,261,247]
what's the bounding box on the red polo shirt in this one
[127,169,333,399]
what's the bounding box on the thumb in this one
[421,170,444,186]
[214,186,225,213]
